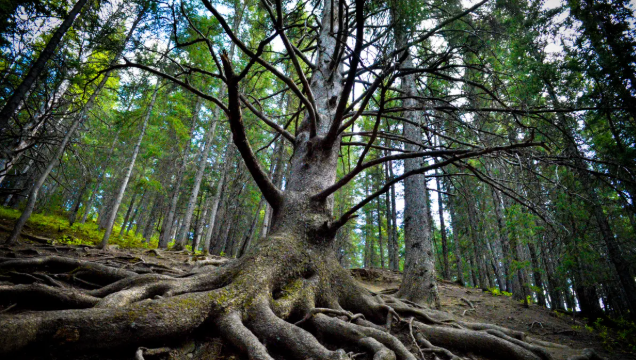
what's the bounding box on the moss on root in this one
[0,233,600,360]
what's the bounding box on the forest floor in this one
[351,268,636,360]
[1,212,635,360]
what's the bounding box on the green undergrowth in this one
[0,206,158,249]
[571,317,636,353]
[486,287,513,297]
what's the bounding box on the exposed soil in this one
[1,223,635,360]
[352,268,636,360]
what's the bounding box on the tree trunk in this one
[202,143,232,254]
[5,114,84,243]
[491,188,514,293]
[100,81,160,248]
[527,241,547,307]
[68,180,89,226]
[376,196,384,269]
[388,162,399,270]
[238,198,263,258]
[141,195,162,242]
[192,193,211,252]
[126,190,147,235]
[435,173,450,280]
[384,160,396,271]
[159,101,199,248]
[81,129,120,224]
[393,15,439,306]
[448,186,465,286]
[174,111,217,250]
[0,0,89,133]
[119,188,141,237]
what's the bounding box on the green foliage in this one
[486,287,512,297]
[0,206,156,249]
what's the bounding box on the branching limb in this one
[221,52,284,210]
[329,142,543,232]
[325,0,366,145]
[239,94,296,143]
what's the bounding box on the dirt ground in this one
[351,268,636,360]
[1,223,635,359]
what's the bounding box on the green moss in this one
[0,206,159,249]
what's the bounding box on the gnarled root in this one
[0,241,600,360]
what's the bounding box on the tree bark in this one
[393,11,439,306]
[159,100,199,248]
[435,173,450,280]
[202,143,232,254]
[5,114,84,244]
[0,0,89,134]
[448,184,465,286]
[119,188,142,237]
[174,109,217,250]
[100,81,160,248]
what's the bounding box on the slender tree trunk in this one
[5,115,84,243]
[491,188,514,293]
[0,0,89,133]
[202,143,232,254]
[81,129,120,224]
[2,159,33,206]
[527,241,547,307]
[100,81,160,248]
[466,196,486,289]
[376,196,384,269]
[384,160,396,271]
[388,162,399,270]
[238,199,263,257]
[393,17,439,306]
[126,190,147,235]
[447,186,465,286]
[435,173,450,280]
[174,117,217,250]
[119,188,141,237]
[68,180,89,226]
[159,101,199,248]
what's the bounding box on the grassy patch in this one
[0,206,158,248]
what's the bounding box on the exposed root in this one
[310,313,417,360]
[0,289,218,354]
[415,333,463,360]
[413,321,543,360]
[249,301,344,359]
[219,312,274,360]
[134,346,172,360]
[0,242,600,360]
[0,255,138,282]
[460,297,474,309]
[359,337,397,360]
[567,349,604,360]
[0,283,100,309]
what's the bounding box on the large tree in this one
[0,0,607,359]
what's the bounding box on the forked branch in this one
[328,141,544,232]
[221,52,284,210]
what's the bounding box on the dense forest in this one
[0,0,635,359]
